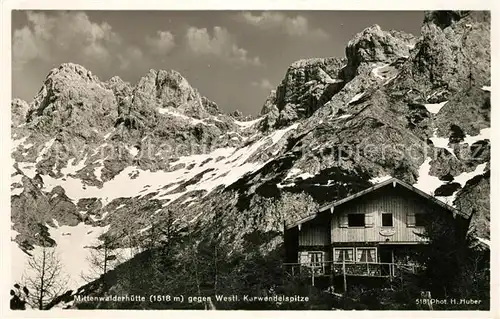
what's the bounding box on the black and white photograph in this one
[4,2,495,314]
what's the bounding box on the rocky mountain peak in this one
[40,63,101,91]
[201,96,221,116]
[18,63,224,139]
[105,76,131,92]
[344,24,416,78]
[259,23,418,130]
[260,57,346,128]
[104,76,133,111]
[129,68,208,119]
[24,62,117,133]
[259,90,277,115]
[410,10,490,93]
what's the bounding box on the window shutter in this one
[365,213,374,228]
[407,212,416,227]
[339,214,348,228]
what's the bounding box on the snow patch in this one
[11,223,111,290]
[40,140,268,207]
[12,136,28,152]
[413,157,443,195]
[463,128,490,145]
[431,127,490,159]
[414,157,487,205]
[126,145,139,157]
[93,162,105,181]
[277,182,296,189]
[35,138,56,163]
[269,123,299,144]
[286,168,302,180]
[337,114,352,119]
[28,122,300,234]
[430,129,455,156]
[61,156,88,176]
[189,211,205,223]
[348,92,365,104]
[476,237,490,247]
[139,225,152,234]
[370,175,392,184]
[424,101,448,114]
[103,130,114,140]
[234,117,263,129]
[296,173,314,180]
[11,187,24,196]
[91,143,111,157]
[16,162,37,179]
[11,227,20,240]
[454,163,487,187]
[371,63,390,79]
[437,163,488,204]
[91,212,109,222]
[383,75,398,85]
[158,108,207,126]
[481,86,490,92]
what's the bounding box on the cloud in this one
[251,78,274,90]
[185,26,261,66]
[12,26,41,66]
[118,46,144,70]
[240,12,329,38]
[12,11,121,69]
[146,30,176,55]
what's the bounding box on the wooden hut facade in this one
[283,178,472,285]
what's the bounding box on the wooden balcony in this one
[283,261,419,278]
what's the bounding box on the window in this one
[348,214,365,227]
[356,247,377,263]
[299,251,324,265]
[334,248,354,263]
[382,213,393,227]
[299,251,325,275]
[415,213,427,226]
[310,252,324,265]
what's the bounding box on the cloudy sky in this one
[12,11,424,115]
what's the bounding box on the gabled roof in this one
[286,177,469,230]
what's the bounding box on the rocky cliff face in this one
[262,57,346,127]
[11,10,490,300]
[260,24,416,130]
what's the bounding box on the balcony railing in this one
[283,261,419,278]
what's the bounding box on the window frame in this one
[298,251,325,263]
[355,247,378,263]
[299,251,326,275]
[333,247,355,263]
[309,251,325,264]
[347,213,365,228]
[381,213,394,227]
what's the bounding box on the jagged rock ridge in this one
[10,10,490,306]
